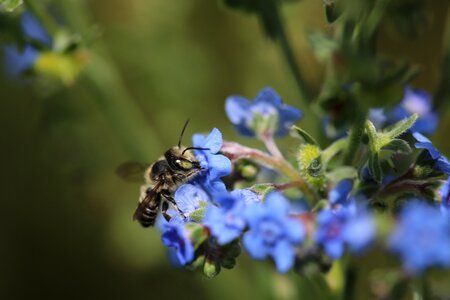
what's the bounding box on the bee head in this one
[164,147,204,172]
[164,119,209,172]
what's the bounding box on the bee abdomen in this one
[137,207,158,227]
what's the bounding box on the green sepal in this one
[186,255,205,271]
[325,166,357,182]
[249,183,275,198]
[381,138,412,154]
[297,144,326,189]
[185,223,208,250]
[203,257,221,278]
[0,0,23,12]
[291,125,318,145]
[384,114,417,140]
[188,201,208,223]
[368,152,383,183]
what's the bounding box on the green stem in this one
[222,141,319,204]
[259,0,312,103]
[277,17,312,103]
[343,110,367,166]
[23,0,59,36]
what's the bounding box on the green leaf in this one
[326,166,357,182]
[385,113,417,139]
[368,152,383,183]
[291,125,318,145]
[381,138,411,154]
[0,0,22,12]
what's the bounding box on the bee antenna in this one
[178,119,190,149]
[182,147,210,156]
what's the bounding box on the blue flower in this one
[243,192,305,273]
[192,128,232,195]
[161,223,195,266]
[389,201,450,274]
[413,132,450,175]
[225,87,303,137]
[329,179,353,205]
[368,108,387,130]
[203,193,248,245]
[315,205,375,259]
[387,87,438,134]
[3,12,52,77]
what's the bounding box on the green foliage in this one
[365,114,417,181]
[0,0,22,12]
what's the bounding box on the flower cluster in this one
[140,86,450,281]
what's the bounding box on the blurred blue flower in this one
[315,205,375,259]
[225,87,303,137]
[368,108,387,130]
[315,209,347,259]
[3,12,52,77]
[389,201,450,274]
[192,128,232,195]
[203,193,248,245]
[413,132,450,175]
[329,179,353,205]
[387,87,438,134]
[243,192,305,273]
[161,223,195,266]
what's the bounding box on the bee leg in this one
[161,201,171,222]
[162,192,187,220]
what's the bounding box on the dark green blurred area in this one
[1,0,449,299]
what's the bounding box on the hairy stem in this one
[343,110,367,166]
[222,141,319,204]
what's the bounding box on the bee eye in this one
[176,159,193,170]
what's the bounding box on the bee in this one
[117,120,208,227]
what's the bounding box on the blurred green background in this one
[1,0,450,299]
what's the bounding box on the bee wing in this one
[132,182,163,221]
[116,161,149,182]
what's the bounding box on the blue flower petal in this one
[283,219,305,244]
[3,45,38,78]
[272,240,295,273]
[225,95,251,125]
[255,87,282,106]
[264,192,289,218]
[207,154,232,180]
[243,231,268,260]
[21,12,52,45]
[325,240,345,259]
[174,184,209,214]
